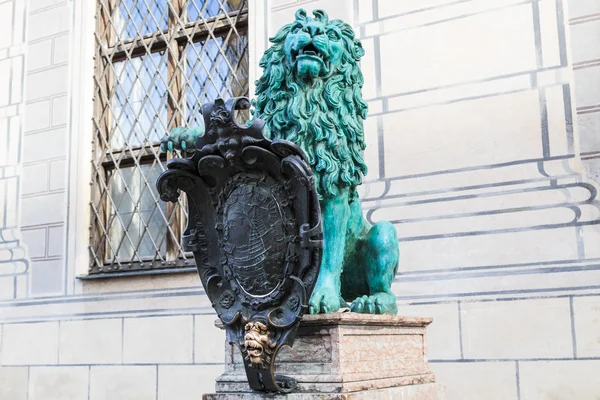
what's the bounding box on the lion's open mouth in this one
[300,43,320,57]
[245,339,263,357]
[292,43,325,63]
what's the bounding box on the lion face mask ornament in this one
[244,320,276,369]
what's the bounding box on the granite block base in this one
[203,313,447,399]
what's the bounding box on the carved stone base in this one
[204,313,447,399]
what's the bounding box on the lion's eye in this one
[327,30,339,40]
[291,25,301,33]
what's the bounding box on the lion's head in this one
[253,9,368,201]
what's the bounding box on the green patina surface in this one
[162,9,399,315]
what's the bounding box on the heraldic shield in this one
[156,97,323,393]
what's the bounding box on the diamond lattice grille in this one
[90,0,248,274]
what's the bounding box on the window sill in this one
[77,266,198,280]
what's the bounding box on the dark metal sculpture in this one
[156,97,323,393]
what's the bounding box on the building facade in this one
[0,0,599,399]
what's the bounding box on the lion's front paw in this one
[309,286,342,314]
[350,293,398,315]
[160,126,204,153]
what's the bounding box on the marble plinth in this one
[203,313,447,399]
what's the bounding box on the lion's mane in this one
[253,13,369,201]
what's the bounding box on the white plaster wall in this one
[0,0,599,399]
[0,0,30,298]
[569,0,600,182]
[20,0,72,298]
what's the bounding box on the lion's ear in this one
[313,9,329,23]
[295,8,307,21]
[353,39,365,59]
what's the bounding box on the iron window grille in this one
[90,0,248,274]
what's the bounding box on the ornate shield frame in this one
[156,97,323,393]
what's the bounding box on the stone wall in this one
[1,0,599,399]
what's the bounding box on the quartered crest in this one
[156,97,323,393]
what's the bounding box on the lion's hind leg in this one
[349,221,399,315]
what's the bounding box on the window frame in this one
[85,0,249,276]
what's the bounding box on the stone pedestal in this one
[204,313,447,399]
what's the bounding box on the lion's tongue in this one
[297,57,321,78]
